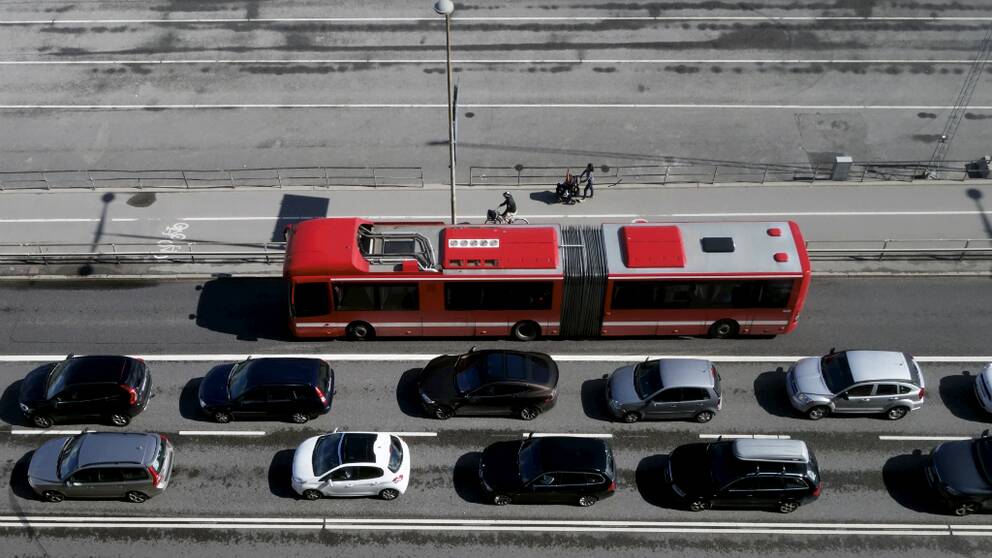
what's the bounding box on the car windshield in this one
[518,440,542,485]
[975,437,992,485]
[312,433,343,476]
[57,435,82,479]
[45,362,70,400]
[820,353,854,393]
[455,353,497,394]
[633,361,664,399]
[228,361,253,399]
[388,436,403,473]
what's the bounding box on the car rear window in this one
[312,433,343,476]
[388,436,403,473]
[504,353,551,384]
[820,353,854,393]
[50,358,129,397]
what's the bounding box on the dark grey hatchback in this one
[198,357,334,423]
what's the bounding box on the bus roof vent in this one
[700,237,736,253]
[621,225,685,268]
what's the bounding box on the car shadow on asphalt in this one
[939,371,988,423]
[634,454,684,509]
[753,368,797,418]
[179,376,208,421]
[1,379,29,427]
[882,450,946,515]
[580,378,614,422]
[9,451,39,501]
[453,451,486,505]
[268,448,299,499]
[396,368,427,419]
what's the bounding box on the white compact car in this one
[292,432,410,501]
[975,363,992,414]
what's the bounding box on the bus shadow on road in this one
[194,277,292,341]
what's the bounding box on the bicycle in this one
[485,209,529,224]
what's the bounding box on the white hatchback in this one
[292,432,410,501]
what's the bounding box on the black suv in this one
[18,355,152,428]
[665,438,821,513]
[478,436,616,507]
[197,357,334,423]
[926,431,992,516]
[418,349,558,420]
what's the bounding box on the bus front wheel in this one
[346,321,375,341]
[511,321,541,342]
[708,319,739,339]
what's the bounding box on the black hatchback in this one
[418,349,558,420]
[18,355,152,428]
[197,357,334,424]
[478,436,616,507]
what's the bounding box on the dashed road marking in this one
[10,429,83,435]
[878,435,972,441]
[177,430,266,437]
[699,434,792,440]
[524,433,613,438]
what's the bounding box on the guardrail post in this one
[276,169,284,189]
[761,166,768,183]
[860,165,868,182]
[181,170,190,189]
[372,168,380,188]
[663,166,670,184]
[87,170,96,190]
[322,166,329,188]
[189,244,195,263]
[961,239,970,261]
[879,239,889,261]
[228,171,236,188]
[112,243,119,264]
[43,172,51,191]
[711,166,719,184]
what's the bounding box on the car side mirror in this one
[469,346,478,353]
[828,347,836,355]
[983,429,990,438]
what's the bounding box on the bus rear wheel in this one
[708,319,739,339]
[511,321,541,342]
[346,321,375,341]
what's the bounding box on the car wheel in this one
[493,494,512,506]
[689,499,710,512]
[886,406,909,420]
[778,501,800,514]
[31,415,54,429]
[126,491,149,504]
[807,406,829,420]
[290,412,309,424]
[108,413,131,427]
[511,321,540,342]
[578,495,598,507]
[518,406,540,421]
[433,406,454,420]
[694,410,715,423]
[302,489,322,501]
[213,411,232,423]
[954,502,978,516]
[708,319,739,339]
[346,321,375,341]
[379,488,400,501]
[42,490,65,503]
[622,411,641,423]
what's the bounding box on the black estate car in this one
[926,431,992,516]
[666,438,821,513]
[198,357,334,423]
[418,349,559,420]
[18,355,152,428]
[478,436,616,507]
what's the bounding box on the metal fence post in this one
[761,166,769,183]
[189,244,195,263]
[228,171,236,188]
[112,243,119,264]
[181,170,190,189]
[711,166,719,184]
[961,239,970,261]
[879,239,889,261]
[322,166,329,188]
[276,169,284,189]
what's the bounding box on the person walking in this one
[580,163,595,199]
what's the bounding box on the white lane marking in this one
[0,516,324,523]
[381,432,437,437]
[0,58,982,66]
[0,521,323,530]
[0,218,139,223]
[699,434,792,440]
[878,435,972,441]
[10,429,82,435]
[1,16,991,24]
[2,103,992,111]
[0,355,989,363]
[318,525,949,535]
[524,433,613,439]
[177,430,266,436]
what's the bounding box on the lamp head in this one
[433,0,455,16]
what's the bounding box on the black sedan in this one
[198,357,334,423]
[478,436,616,507]
[926,431,992,516]
[418,349,558,420]
[18,355,152,428]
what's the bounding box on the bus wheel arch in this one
[708,319,739,339]
[511,321,541,342]
[346,321,375,341]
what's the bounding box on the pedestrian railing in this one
[0,166,425,191]
[805,238,992,260]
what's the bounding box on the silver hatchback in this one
[27,432,174,503]
[786,350,925,420]
[606,358,722,423]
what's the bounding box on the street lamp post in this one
[434,0,457,224]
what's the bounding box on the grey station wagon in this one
[27,432,174,503]
[787,349,926,420]
[606,358,722,423]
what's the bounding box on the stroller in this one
[555,170,581,205]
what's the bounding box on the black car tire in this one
[622,411,641,424]
[433,406,454,420]
[379,488,400,501]
[108,413,131,427]
[807,406,829,420]
[493,494,512,506]
[578,495,598,507]
[694,410,715,423]
[518,406,540,421]
[213,411,233,423]
[511,321,540,342]
[689,499,710,512]
[126,491,149,504]
[31,414,54,429]
[778,501,800,514]
[303,489,322,501]
[708,319,739,339]
[290,412,309,424]
[886,406,909,420]
[346,321,375,341]
[42,490,65,503]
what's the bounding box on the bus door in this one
[290,280,336,337]
[421,282,474,337]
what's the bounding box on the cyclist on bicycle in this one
[498,191,517,222]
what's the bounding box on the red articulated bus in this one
[283,218,811,340]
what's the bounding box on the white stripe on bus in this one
[294,320,784,328]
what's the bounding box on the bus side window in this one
[294,283,331,317]
[756,280,793,308]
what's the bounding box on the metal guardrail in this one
[0,167,425,190]
[468,161,976,186]
[2,239,992,265]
